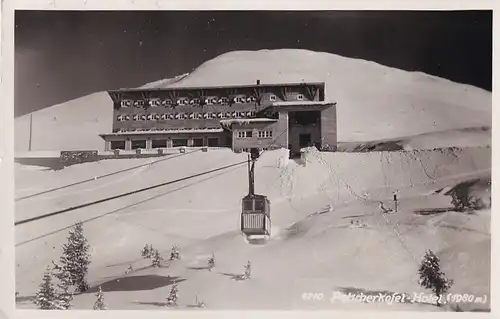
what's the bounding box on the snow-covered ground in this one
[14,49,492,312]
[15,147,491,311]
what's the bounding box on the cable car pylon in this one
[240,148,271,244]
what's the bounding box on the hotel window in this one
[161,99,173,107]
[172,138,188,147]
[233,96,246,104]
[204,97,219,105]
[151,139,167,148]
[193,138,204,147]
[258,130,273,138]
[120,100,132,108]
[110,141,126,150]
[131,140,147,149]
[246,96,257,103]
[149,99,161,107]
[133,100,145,108]
[238,130,253,138]
[189,98,200,106]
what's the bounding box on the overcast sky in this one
[14,10,492,117]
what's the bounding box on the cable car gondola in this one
[240,148,271,244]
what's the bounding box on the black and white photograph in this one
[11,9,492,312]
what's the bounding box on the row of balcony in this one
[118,93,308,109]
[116,111,258,122]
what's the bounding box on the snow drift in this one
[15,146,491,310]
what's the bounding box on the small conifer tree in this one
[170,245,180,261]
[34,266,57,310]
[207,253,215,272]
[418,250,454,306]
[243,260,252,280]
[93,286,107,310]
[55,221,91,292]
[152,249,163,268]
[141,244,151,259]
[166,284,179,307]
[52,266,74,310]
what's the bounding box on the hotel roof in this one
[108,81,325,94]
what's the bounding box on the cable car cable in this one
[16,128,289,228]
[15,158,246,226]
[239,127,289,240]
[15,149,202,202]
[17,128,292,244]
[15,164,245,247]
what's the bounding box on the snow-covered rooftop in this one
[219,118,277,128]
[99,128,223,136]
[271,100,336,107]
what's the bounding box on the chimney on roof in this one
[256,80,260,85]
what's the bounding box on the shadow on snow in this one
[83,275,185,294]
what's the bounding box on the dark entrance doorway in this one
[288,110,321,158]
[299,133,311,148]
[208,137,219,147]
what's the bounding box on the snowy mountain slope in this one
[14,49,491,152]
[168,49,491,143]
[14,75,186,153]
[138,73,190,89]
[15,147,491,311]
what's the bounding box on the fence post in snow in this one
[393,191,398,212]
[29,114,33,152]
